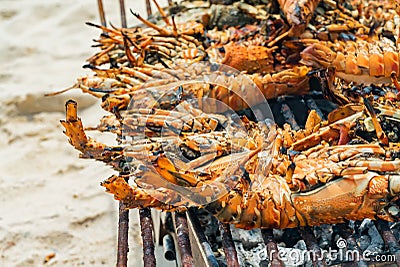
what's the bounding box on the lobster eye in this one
[350,85,359,92]
[339,33,350,42]
[218,47,225,53]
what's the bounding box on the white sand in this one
[0,1,172,266]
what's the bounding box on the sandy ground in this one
[0,1,172,266]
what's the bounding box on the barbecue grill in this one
[115,91,400,267]
[93,1,400,266]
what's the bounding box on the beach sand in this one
[0,1,172,266]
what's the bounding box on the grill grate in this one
[175,212,194,266]
[139,208,157,267]
[219,221,240,267]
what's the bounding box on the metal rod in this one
[163,234,176,261]
[219,222,240,267]
[175,212,194,267]
[117,202,129,267]
[300,227,326,267]
[119,0,127,28]
[97,0,107,27]
[187,209,219,266]
[374,220,400,266]
[261,229,284,267]
[139,208,157,267]
[145,0,152,17]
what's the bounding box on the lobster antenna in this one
[151,0,171,25]
[121,31,138,67]
[119,0,127,28]
[131,10,171,35]
[268,30,289,47]
[44,84,76,96]
[97,0,107,27]
[145,0,152,18]
[363,97,389,146]
[86,22,120,35]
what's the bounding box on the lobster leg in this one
[390,72,400,99]
[101,174,181,211]
[61,100,125,169]
[363,97,389,146]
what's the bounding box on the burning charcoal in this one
[314,225,333,249]
[231,228,264,250]
[248,243,268,266]
[232,244,246,267]
[272,229,284,242]
[360,220,385,254]
[294,239,307,250]
[358,235,371,251]
[216,250,228,267]
[276,241,314,267]
[281,228,302,247]
[390,222,400,241]
[196,209,219,251]
[359,219,372,233]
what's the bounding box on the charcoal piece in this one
[231,228,264,250]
